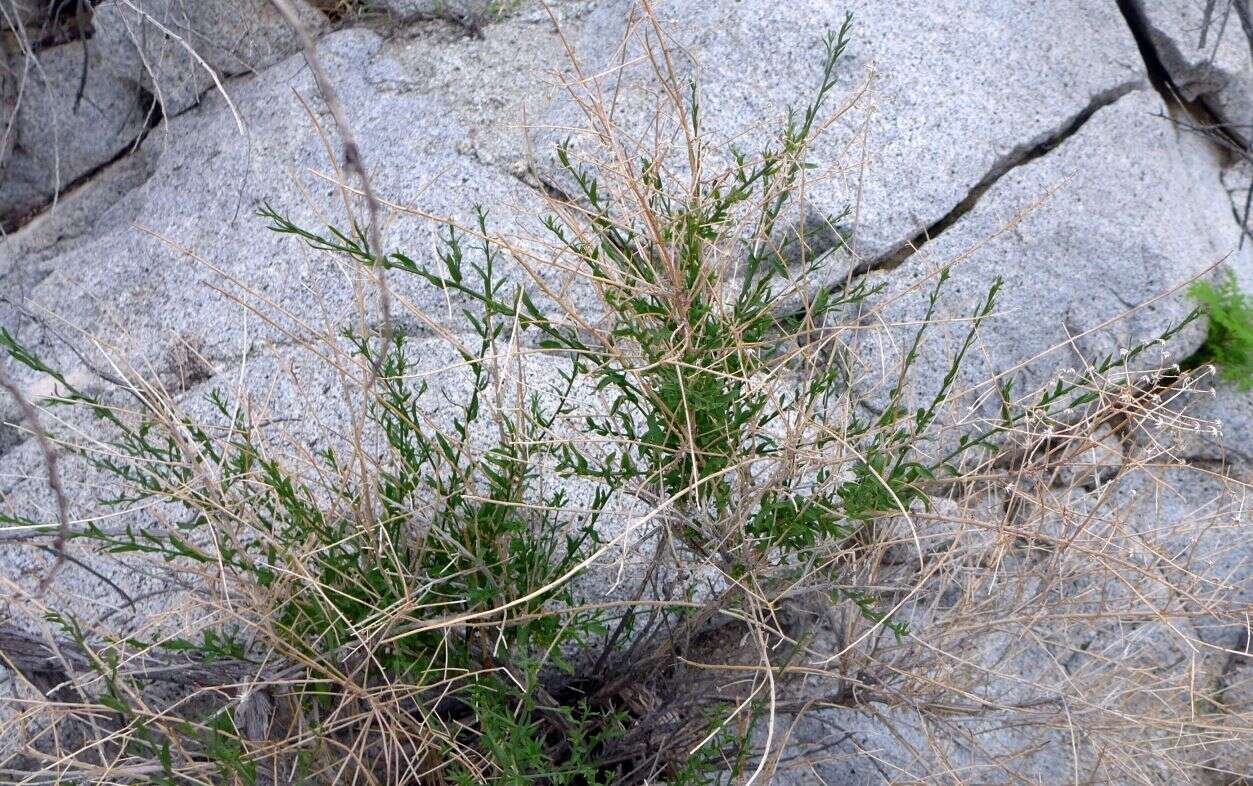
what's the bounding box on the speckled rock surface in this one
[852,89,1237,424]
[0,39,149,226]
[535,0,1148,264]
[373,0,496,23]
[91,0,326,115]
[0,1,1250,780]
[1131,0,1252,143]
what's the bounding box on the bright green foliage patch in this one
[1189,270,1253,390]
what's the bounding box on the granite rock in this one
[1131,0,1253,143]
[0,39,149,225]
[91,0,326,116]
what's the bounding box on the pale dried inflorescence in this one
[0,3,1249,785]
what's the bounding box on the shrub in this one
[1188,269,1253,390]
[0,8,1229,786]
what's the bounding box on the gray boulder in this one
[1130,0,1253,143]
[535,0,1147,266]
[0,39,149,226]
[768,453,1250,783]
[0,149,155,312]
[1109,463,1252,651]
[1,1,1252,779]
[91,0,326,117]
[372,0,497,24]
[852,89,1233,431]
[4,26,582,391]
[1215,653,1253,779]
[0,150,155,453]
[1223,158,1251,255]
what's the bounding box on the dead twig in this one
[0,367,70,593]
[266,0,391,353]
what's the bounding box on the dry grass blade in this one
[0,4,1249,785]
[0,368,70,592]
[267,0,392,352]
